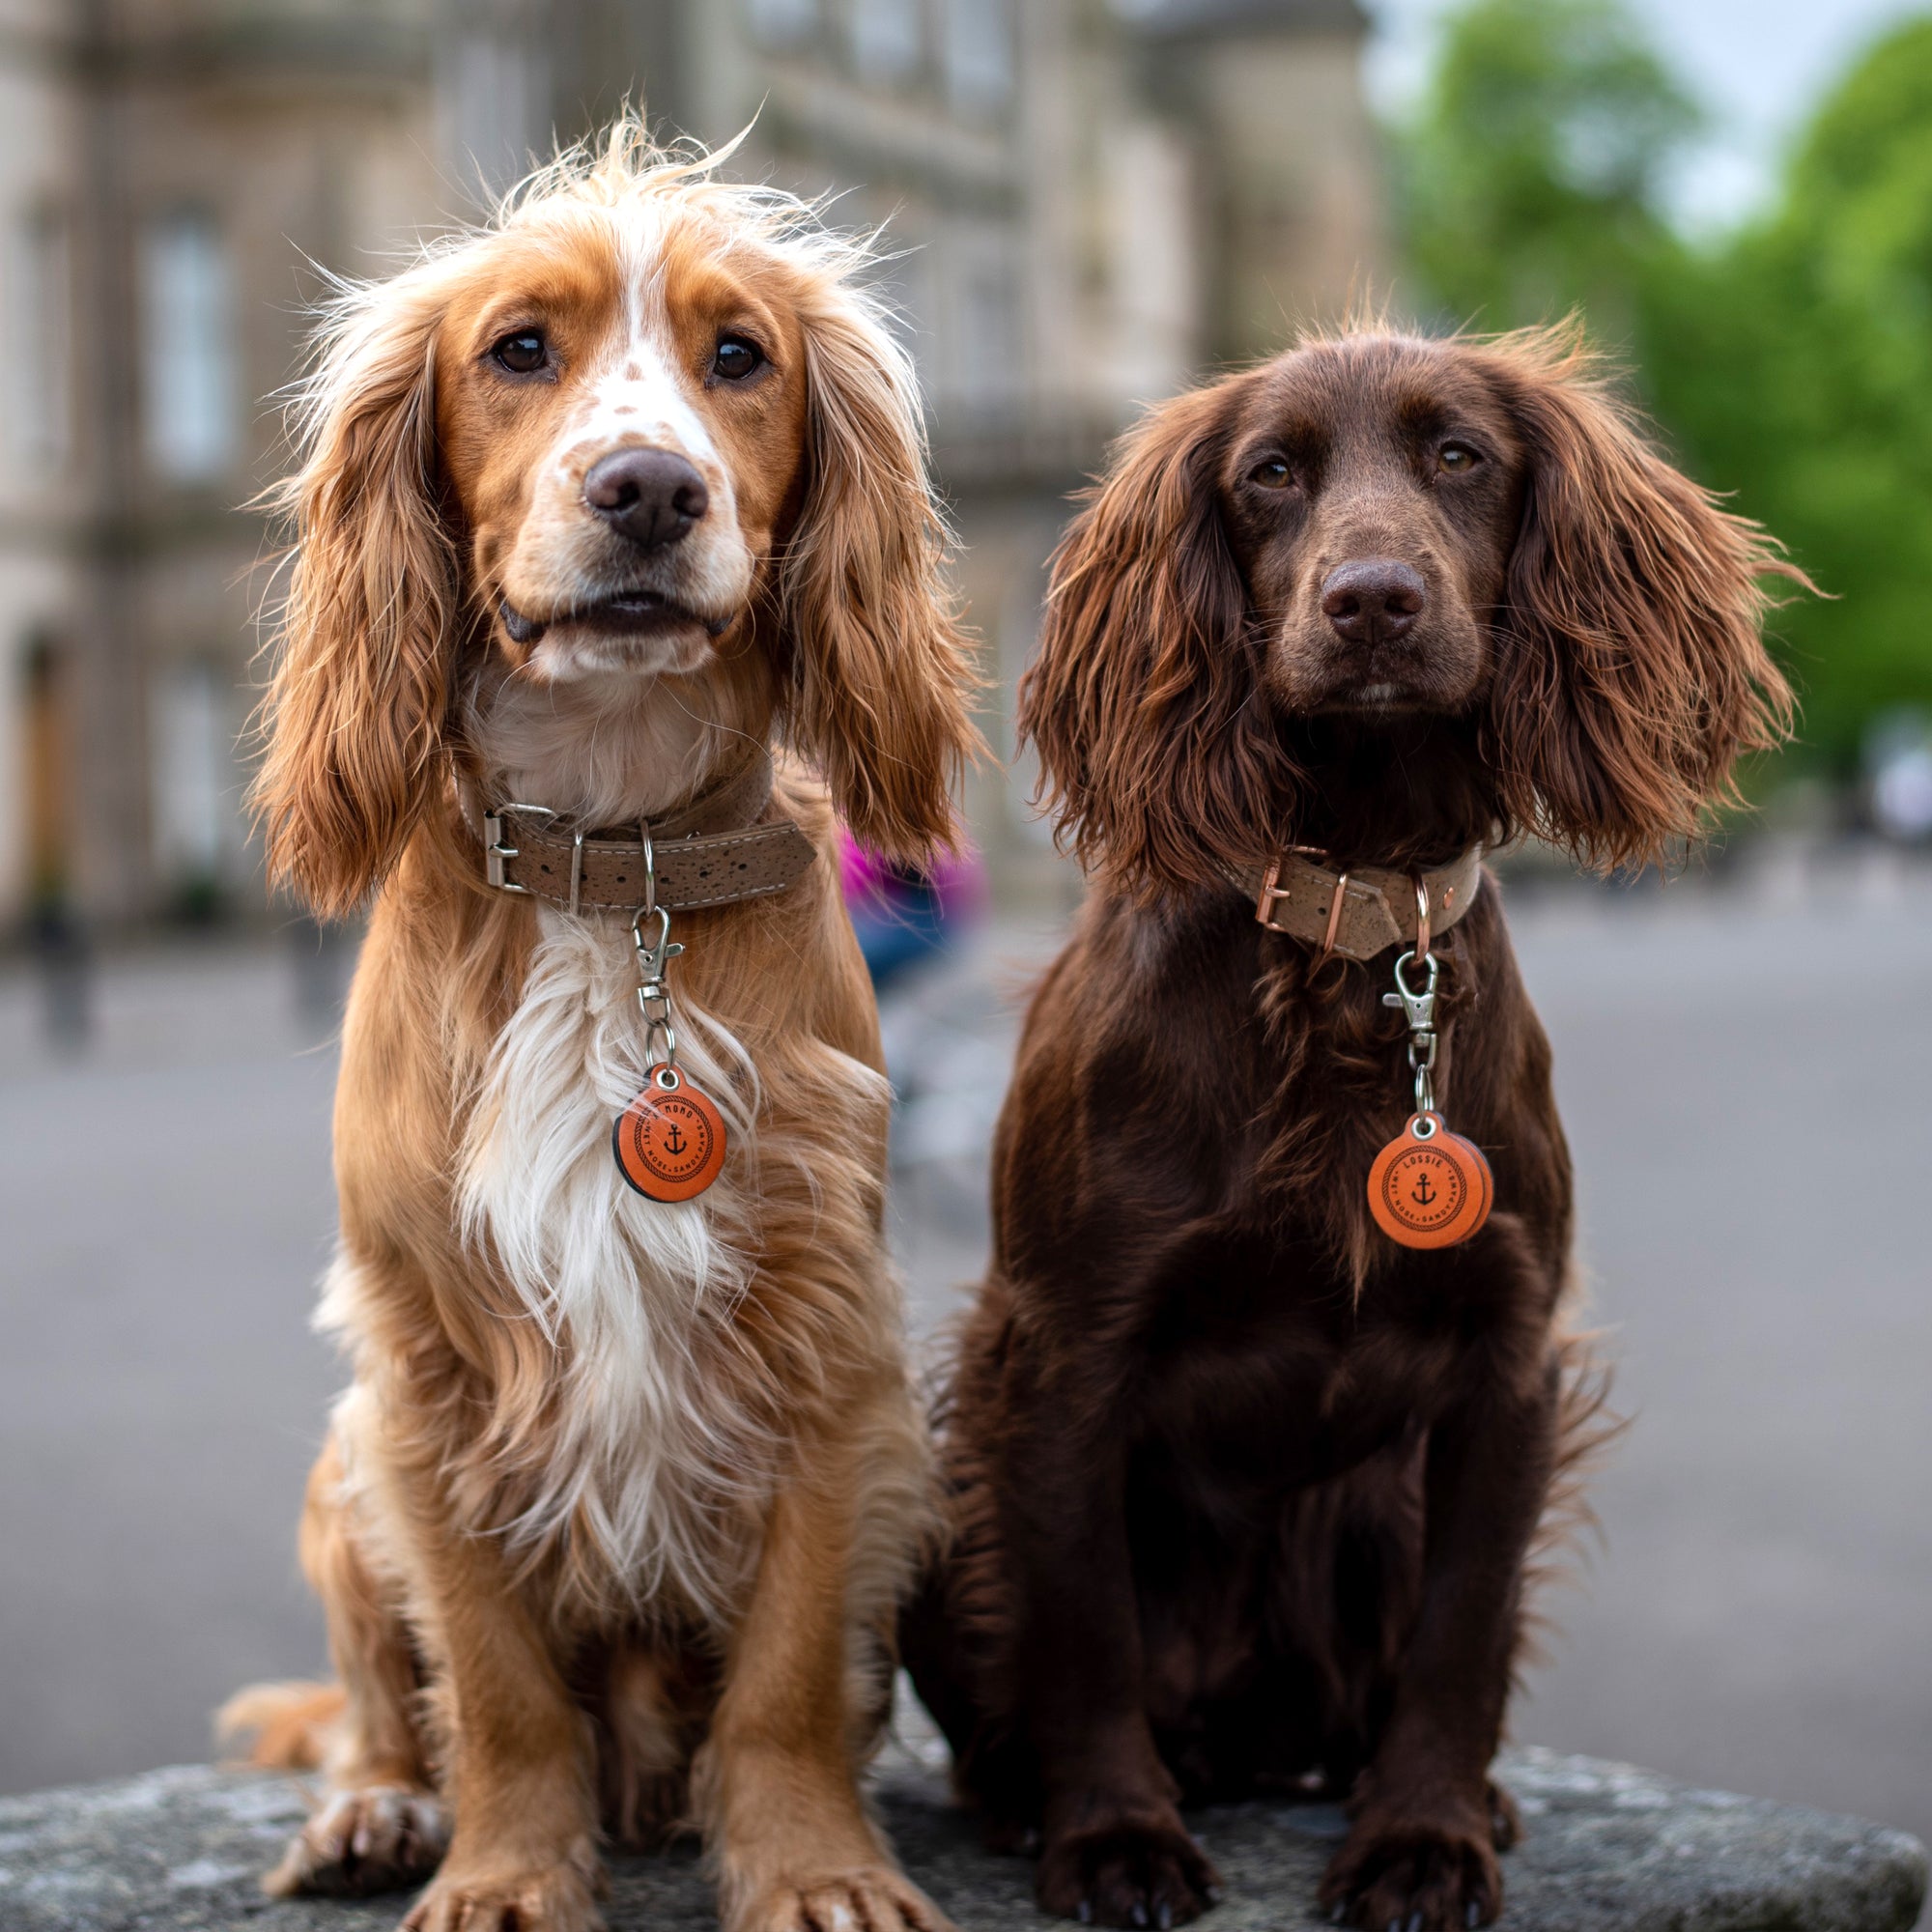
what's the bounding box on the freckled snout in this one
[583,447,709,550]
[1321,559,1427,647]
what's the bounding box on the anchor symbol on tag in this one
[1367,1112,1492,1249]
[613,1077,726,1202]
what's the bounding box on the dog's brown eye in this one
[1437,442,1478,473]
[1250,458,1293,490]
[491,329,549,375]
[712,335,764,382]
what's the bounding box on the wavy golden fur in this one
[229,125,977,1932]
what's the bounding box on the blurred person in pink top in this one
[838,828,986,988]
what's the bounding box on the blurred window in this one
[748,0,818,43]
[944,0,1011,113]
[436,25,550,203]
[8,208,71,469]
[957,258,1020,414]
[139,209,240,484]
[150,656,233,891]
[850,0,923,81]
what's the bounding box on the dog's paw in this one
[1037,1819,1222,1928]
[737,1866,953,1932]
[263,1785,449,1897]
[400,1852,602,1932]
[1318,1816,1502,1931]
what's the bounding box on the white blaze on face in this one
[508,201,754,672]
[555,207,742,576]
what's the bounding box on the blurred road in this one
[2,856,1928,1875]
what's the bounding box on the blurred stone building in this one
[0,0,1380,931]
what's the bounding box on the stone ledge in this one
[0,1742,1923,1932]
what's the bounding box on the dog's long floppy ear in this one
[250,270,460,918]
[1482,333,1800,870]
[1019,380,1290,898]
[779,287,980,867]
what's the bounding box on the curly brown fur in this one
[903,327,1794,1932]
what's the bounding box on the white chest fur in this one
[455,904,773,1625]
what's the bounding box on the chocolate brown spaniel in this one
[902,327,1799,1932]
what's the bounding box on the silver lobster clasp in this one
[631,903,684,988]
[1382,948,1439,1035]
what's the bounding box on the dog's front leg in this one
[390,1476,601,1932]
[1320,1341,1560,1932]
[702,1391,952,1932]
[999,1339,1222,1930]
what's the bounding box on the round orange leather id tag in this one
[612,1070,727,1203]
[1368,1112,1492,1249]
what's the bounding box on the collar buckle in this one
[1256,846,1352,959]
[483,803,558,895]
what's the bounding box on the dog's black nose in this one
[1321,559,1427,645]
[583,448,708,549]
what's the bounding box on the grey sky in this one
[1363,0,1930,229]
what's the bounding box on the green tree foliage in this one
[1399,2,1932,768]
[1401,0,1697,340]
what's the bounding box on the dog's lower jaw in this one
[499,591,736,644]
[522,622,721,686]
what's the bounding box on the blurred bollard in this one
[23,638,89,1046]
[30,897,91,1049]
[1864,708,1932,843]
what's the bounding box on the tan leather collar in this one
[1231,845,1484,962]
[478,748,816,916]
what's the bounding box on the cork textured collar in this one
[1229,844,1485,962]
[476,747,816,917]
